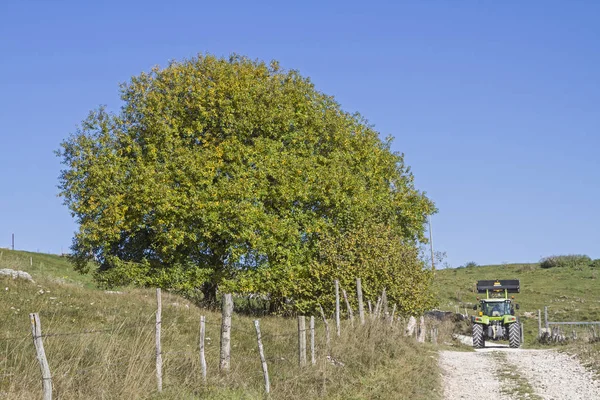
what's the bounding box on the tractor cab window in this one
[483,302,510,317]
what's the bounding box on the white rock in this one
[0,269,34,282]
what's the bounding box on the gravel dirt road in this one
[439,340,600,400]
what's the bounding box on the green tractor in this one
[471,279,521,349]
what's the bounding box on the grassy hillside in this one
[3,249,597,398]
[0,249,442,400]
[434,262,600,347]
[0,249,96,288]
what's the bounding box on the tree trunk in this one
[268,297,284,314]
[201,281,218,307]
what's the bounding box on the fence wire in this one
[2,288,409,399]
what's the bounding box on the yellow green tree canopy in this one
[58,54,436,312]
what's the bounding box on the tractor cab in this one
[480,300,513,317]
[472,279,520,317]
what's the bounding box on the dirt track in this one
[439,341,600,400]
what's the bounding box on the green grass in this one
[0,249,96,288]
[0,249,442,399]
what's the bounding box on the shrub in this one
[590,259,600,269]
[539,254,591,269]
[463,261,478,268]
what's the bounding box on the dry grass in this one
[0,250,441,399]
[561,340,600,380]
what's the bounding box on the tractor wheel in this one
[509,323,521,348]
[472,324,484,348]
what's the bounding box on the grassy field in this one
[0,249,443,400]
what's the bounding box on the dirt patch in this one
[510,349,600,399]
[439,350,510,400]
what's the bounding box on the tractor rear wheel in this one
[509,322,521,348]
[473,324,484,348]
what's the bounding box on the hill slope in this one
[0,249,441,400]
[0,248,95,287]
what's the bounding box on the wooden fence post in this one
[155,288,163,392]
[406,316,417,337]
[417,316,426,343]
[310,316,316,366]
[334,280,341,337]
[254,320,270,394]
[538,309,542,338]
[356,278,365,325]
[374,297,381,319]
[390,304,396,326]
[318,305,330,353]
[544,306,549,331]
[220,293,233,372]
[30,313,52,400]
[381,288,388,319]
[342,289,354,324]
[199,316,207,383]
[298,316,307,366]
[368,301,373,318]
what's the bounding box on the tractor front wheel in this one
[473,324,484,348]
[509,322,521,348]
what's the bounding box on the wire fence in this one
[0,281,439,399]
[538,306,600,343]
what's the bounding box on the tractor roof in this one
[476,279,520,294]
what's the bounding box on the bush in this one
[539,254,591,269]
[463,261,478,268]
[590,259,600,269]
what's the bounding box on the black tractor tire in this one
[473,324,484,348]
[509,322,521,348]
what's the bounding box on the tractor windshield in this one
[482,302,511,317]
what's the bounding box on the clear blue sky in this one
[1,0,598,267]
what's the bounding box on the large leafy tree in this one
[58,54,435,309]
